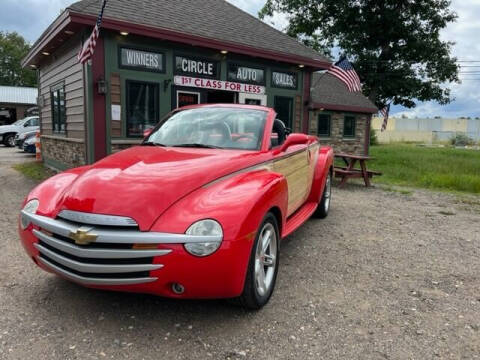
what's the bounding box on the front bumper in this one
[19,211,250,298]
[23,143,35,153]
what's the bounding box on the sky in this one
[2,0,479,118]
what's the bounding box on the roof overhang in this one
[23,10,331,70]
[311,102,378,114]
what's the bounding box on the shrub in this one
[450,133,475,147]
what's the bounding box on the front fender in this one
[150,169,288,297]
[151,168,288,241]
[20,166,91,216]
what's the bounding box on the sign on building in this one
[175,56,219,78]
[174,76,266,94]
[272,71,298,89]
[227,64,265,85]
[120,48,165,72]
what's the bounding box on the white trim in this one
[238,93,267,106]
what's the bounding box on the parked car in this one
[15,130,38,149]
[23,134,37,154]
[0,116,39,147]
[18,104,334,309]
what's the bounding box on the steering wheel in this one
[201,121,231,146]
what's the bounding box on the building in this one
[0,86,38,125]
[23,0,378,170]
[308,73,377,155]
[372,116,480,143]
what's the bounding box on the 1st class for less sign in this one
[174,76,266,95]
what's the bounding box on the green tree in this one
[0,32,37,87]
[260,0,459,109]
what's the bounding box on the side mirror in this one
[143,128,153,137]
[276,133,309,153]
[24,123,29,127]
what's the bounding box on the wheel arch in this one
[307,146,334,203]
[268,206,283,238]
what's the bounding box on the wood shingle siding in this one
[38,34,85,139]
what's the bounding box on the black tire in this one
[3,134,15,147]
[313,171,332,219]
[234,213,280,310]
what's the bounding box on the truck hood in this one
[56,146,263,230]
[0,125,17,134]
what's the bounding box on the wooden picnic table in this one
[334,153,382,188]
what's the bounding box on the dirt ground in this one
[1,147,479,360]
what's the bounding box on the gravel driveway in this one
[1,151,479,360]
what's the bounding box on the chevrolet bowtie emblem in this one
[69,227,97,245]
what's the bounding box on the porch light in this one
[64,30,74,35]
[29,64,37,69]
[120,31,129,36]
[220,50,228,54]
[298,64,305,68]
[42,52,50,56]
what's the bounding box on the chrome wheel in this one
[254,222,277,297]
[324,173,331,212]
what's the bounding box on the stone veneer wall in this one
[110,140,143,154]
[41,136,86,169]
[309,111,371,155]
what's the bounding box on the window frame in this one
[343,114,356,138]
[125,80,160,138]
[317,112,332,138]
[50,82,66,134]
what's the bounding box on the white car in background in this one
[0,116,39,147]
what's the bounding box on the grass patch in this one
[13,162,55,181]
[368,144,480,194]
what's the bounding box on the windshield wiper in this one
[172,143,222,149]
[142,142,167,147]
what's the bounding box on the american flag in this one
[327,57,362,92]
[380,104,390,132]
[77,0,108,64]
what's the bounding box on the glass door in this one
[274,96,294,130]
[126,81,159,137]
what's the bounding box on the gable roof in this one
[67,0,330,67]
[0,86,37,105]
[311,73,378,114]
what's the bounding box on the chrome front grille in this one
[24,212,170,286]
[22,210,223,286]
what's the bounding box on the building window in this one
[274,96,293,130]
[51,85,66,133]
[343,115,356,138]
[126,81,159,137]
[317,113,331,137]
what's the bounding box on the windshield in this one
[146,107,267,150]
[11,119,26,126]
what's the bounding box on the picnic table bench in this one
[334,153,382,188]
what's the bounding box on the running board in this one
[283,202,318,238]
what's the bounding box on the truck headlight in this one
[184,219,223,257]
[21,199,39,230]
